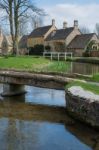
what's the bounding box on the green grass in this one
[66,81,99,95]
[0,56,70,73]
[0,56,49,70]
[92,74,99,82]
[42,61,71,72]
[77,74,99,82]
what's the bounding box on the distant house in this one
[22,19,99,56]
[0,28,12,55]
[45,20,81,52]
[18,35,28,55]
[67,33,99,56]
[27,19,57,50]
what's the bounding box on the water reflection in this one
[69,62,99,75]
[25,86,65,106]
[0,85,98,150]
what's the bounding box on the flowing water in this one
[0,85,98,150]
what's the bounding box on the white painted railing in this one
[43,52,72,61]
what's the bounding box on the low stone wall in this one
[66,89,99,129]
[90,51,99,57]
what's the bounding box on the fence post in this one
[58,53,60,61]
[43,52,45,58]
[65,53,67,61]
[71,53,73,59]
[51,53,53,61]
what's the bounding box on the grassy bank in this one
[73,73,99,83]
[66,81,99,95]
[67,57,99,64]
[0,56,70,73]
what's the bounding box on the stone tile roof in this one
[19,35,28,48]
[28,25,52,38]
[45,27,74,41]
[67,33,95,49]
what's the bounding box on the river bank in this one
[66,81,99,129]
[67,57,99,64]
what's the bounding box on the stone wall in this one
[90,50,99,57]
[66,90,99,129]
[67,48,83,56]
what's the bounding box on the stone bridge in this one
[0,70,79,96]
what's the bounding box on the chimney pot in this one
[63,21,67,29]
[34,21,38,29]
[52,19,55,26]
[74,20,78,29]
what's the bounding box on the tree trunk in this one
[14,0,19,55]
[8,0,15,55]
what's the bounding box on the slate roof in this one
[19,35,28,48]
[29,25,52,38]
[46,27,74,41]
[67,33,95,49]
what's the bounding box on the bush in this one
[82,51,90,57]
[45,45,51,52]
[29,44,44,55]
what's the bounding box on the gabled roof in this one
[29,25,52,38]
[67,33,95,49]
[19,35,28,48]
[46,27,74,41]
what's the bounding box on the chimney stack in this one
[52,19,55,26]
[34,21,38,29]
[74,20,78,29]
[63,21,67,29]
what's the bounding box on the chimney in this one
[63,21,67,29]
[74,20,78,29]
[34,21,38,29]
[52,19,55,26]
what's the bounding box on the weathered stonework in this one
[65,89,99,129]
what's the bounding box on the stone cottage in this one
[45,20,81,52]
[18,35,28,55]
[67,33,99,56]
[0,27,13,55]
[27,19,57,49]
[23,19,99,56]
[0,28,9,55]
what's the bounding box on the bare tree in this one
[95,23,99,37]
[31,15,44,29]
[18,17,28,36]
[0,0,45,55]
[80,26,90,34]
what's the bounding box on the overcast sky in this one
[36,0,99,31]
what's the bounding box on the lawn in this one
[66,81,99,95]
[0,56,70,73]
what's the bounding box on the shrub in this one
[82,51,90,57]
[29,44,44,55]
[45,45,51,52]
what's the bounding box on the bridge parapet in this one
[0,70,84,96]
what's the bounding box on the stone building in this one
[27,19,57,49]
[67,33,99,56]
[0,27,13,55]
[18,35,28,55]
[45,20,81,52]
[0,28,8,54]
[24,19,99,56]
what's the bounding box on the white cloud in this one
[43,3,99,31]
